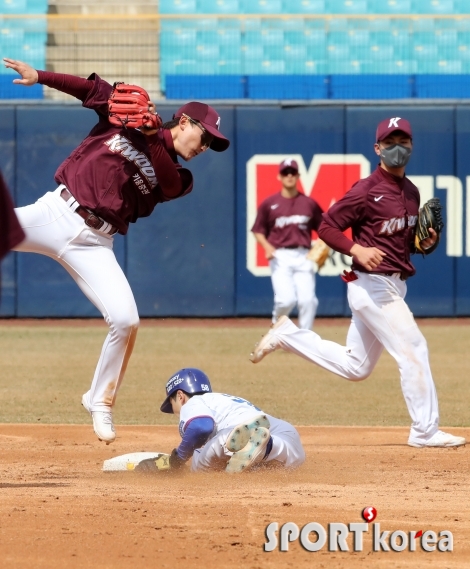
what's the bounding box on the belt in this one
[342,270,409,283]
[368,271,410,281]
[60,188,118,236]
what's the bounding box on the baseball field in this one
[0,318,469,569]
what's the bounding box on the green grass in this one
[0,321,468,427]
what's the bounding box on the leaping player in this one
[3,57,230,444]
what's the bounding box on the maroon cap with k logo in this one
[376,117,413,142]
[173,102,230,152]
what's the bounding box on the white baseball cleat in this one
[225,426,271,474]
[81,393,116,445]
[249,315,290,364]
[225,414,271,453]
[408,430,466,448]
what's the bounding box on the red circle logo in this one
[362,506,377,523]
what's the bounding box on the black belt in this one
[368,271,410,281]
[60,188,118,236]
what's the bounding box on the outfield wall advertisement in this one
[1,103,470,317]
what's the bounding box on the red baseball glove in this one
[108,82,162,129]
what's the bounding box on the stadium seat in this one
[327,43,351,60]
[327,0,368,14]
[239,0,283,13]
[195,44,220,60]
[283,0,326,13]
[329,60,360,73]
[393,59,418,73]
[368,18,393,32]
[368,0,412,13]
[411,0,455,14]
[283,44,307,61]
[327,18,352,32]
[418,59,462,73]
[161,29,197,47]
[242,43,264,60]
[0,0,27,12]
[348,29,370,47]
[410,19,436,32]
[454,0,470,13]
[26,0,48,12]
[217,59,243,73]
[196,0,240,12]
[435,30,458,47]
[306,43,328,59]
[303,29,328,46]
[217,28,242,43]
[159,0,197,13]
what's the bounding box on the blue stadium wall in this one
[1,102,469,318]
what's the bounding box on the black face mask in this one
[380,144,412,168]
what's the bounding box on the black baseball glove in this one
[134,449,185,474]
[414,197,444,255]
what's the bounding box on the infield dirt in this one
[0,424,469,569]
[0,318,469,568]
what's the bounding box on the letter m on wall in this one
[246,154,371,276]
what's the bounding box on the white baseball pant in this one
[13,187,139,411]
[268,272,439,446]
[269,247,318,330]
[190,415,306,472]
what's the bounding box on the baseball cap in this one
[279,158,299,174]
[376,117,412,142]
[173,102,230,152]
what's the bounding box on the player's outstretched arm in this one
[3,58,38,86]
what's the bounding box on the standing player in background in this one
[3,57,230,445]
[252,159,323,330]
[134,368,305,474]
[250,117,466,449]
[0,172,25,262]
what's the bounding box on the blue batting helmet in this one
[160,368,212,414]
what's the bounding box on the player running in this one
[135,368,305,474]
[250,117,466,449]
[252,158,323,330]
[3,57,230,445]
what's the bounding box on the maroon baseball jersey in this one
[318,165,419,277]
[37,71,193,235]
[251,192,323,249]
[0,172,25,261]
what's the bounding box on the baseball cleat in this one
[249,315,289,364]
[408,430,466,448]
[226,426,271,473]
[225,414,271,453]
[81,393,116,445]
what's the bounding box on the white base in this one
[102,452,162,472]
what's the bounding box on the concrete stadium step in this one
[45,0,161,99]
[48,0,158,15]
[47,45,159,61]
